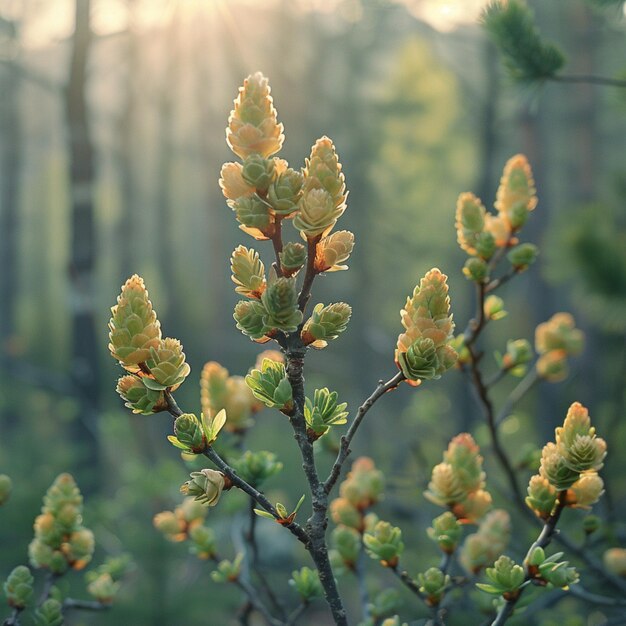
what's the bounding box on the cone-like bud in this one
[305,387,349,438]
[35,598,64,626]
[331,526,361,569]
[173,414,206,453]
[231,450,283,488]
[3,566,34,609]
[363,521,404,568]
[484,295,507,321]
[234,300,271,341]
[0,474,12,505]
[180,469,226,507]
[531,551,579,588]
[233,195,273,240]
[455,193,495,259]
[144,338,191,391]
[427,512,462,554]
[231,246,266,299]
[396,269,457,384]
[330,497,363,530]
[455,489,493,524]
[315,230,355,272]
[417,568,450,606]
[535,313,584,356]
[339,457,384,510]
[445,434,485,492]
[425,463,466,508]
[555,402,606,473]
[226,72,284,159]
[536,350,569,382]
[219,162,255,208]
[260,273,302,332]
[477,556,525,597]
[200,361,229,419]
[459,509,511,574]
[302,303,352,348]
[268,168,303,217]
[566,474,604,509]
[211,554,243,583]
[603,548,626,577]
[116,375,166,415]
[484,213,513,248]
[526,474,557,519]
[241,153,276,192]
[301,137,347,212]
[294,188,341,239]
[501,339,533,375]
[289,567,323,600]
[188,525,217,560]
[29,474,94,573]
[87,573,119,603]
[539,442,579,490]
[507,243,538,270]
[463,257,489,282]
[245,358,293,413]
[279,242,306,277]
[108,275,162,370]
[495,154,537,230]
[153,498,206,542]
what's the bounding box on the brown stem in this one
[324,371,405,494]
[270,217,284,276]
[552,74,626,88]
[62,599,110,612]
[297,236,320,312]
[284,342,348,626]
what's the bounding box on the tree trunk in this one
[65,0,100,485]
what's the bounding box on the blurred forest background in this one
[1,0,625,624]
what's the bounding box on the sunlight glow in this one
[394,0,489,32]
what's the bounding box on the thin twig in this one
[297,236,321,312]
[355,541,370,621]
[285,602,308,626]
[62,598,110,612]
[270,217,284,276]
[2,608,22,626]
[494,368,538,426]
[390,565,426,602]
[324,371,405,494]
[552,74,626,88]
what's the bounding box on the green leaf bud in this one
[302,303,351,348]
[116,375,166,414]
[289,567,323,601]
[268,167,303,216]
[144,338,191,391]
[245,358,293,413]
[507,243,538,270]
[3,566,34,609]
[331,526,361,569]
[241,153,276,192]
[427,512,462,554]
[188,525,217,560]
[279,242,306,276]
[172,413,206,454]
[234,300,271,341]
[260,274,303,332]
[526,474,557,519]
[180,469,226,507]
[34,598,64,626]
[417,568,450,606]
[87,573,119,604]
[230,450,283,488]
[363,521,404,568]
[231,245,266,299]
[463,257,489,282]
[211,554,243,583]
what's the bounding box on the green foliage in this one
[3,566,34,609]
[482,1,565,83]
[211,554,243,584]
[230,450,283,488]
[304,388,349,437]
[245,359,293,413]
[363,521,404,568]
[476,555,525,596]
[289,567,323,601]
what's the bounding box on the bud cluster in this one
[110,275,190,412]
[459,509,511,574]
[456,155,538,282]
[28,474,94,574]
[395,268,457,385]
[527,402,605,518]
[153,498,207,543]
[425,433,492,523]
[535,313,584,382]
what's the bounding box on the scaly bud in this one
[289,567,323,601]
[417,568,450,606]
[363,521,404,568]
[279,242,306,277]
[172,414,206,453]
[495,154,537,230]
[455,192,495,259]
[231,451,283,488]
[219,162,254,208]
[116,375,166,414]
[427,512,462,554]
[231,246,266,298]
[507,243,538,270]
[566,473,604,509]
[226,72,284,159]
[144,338,191,391]
[478,555,525,597]
[294,188,341,239]
[108,275,162,371]
[87,573,119,604]
[233,194,273,240]
[3,566,34,609]
[535,313,584,357]
[315,230,355,272]
[556,402,606,473]
[539,442,579,490]
[268,168,303,217]
[234,300,271,342]
[260,273,303,332]
[463,257,489,282]
[241,153,276,192]
[302,302,352,348]
[180,469,226,507]
[396,268,457,384]
[245,358,293,413]
[526,474,557,519]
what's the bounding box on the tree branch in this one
[297,236,321,312]
[62,598,110,612]
[324,371,405,494]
